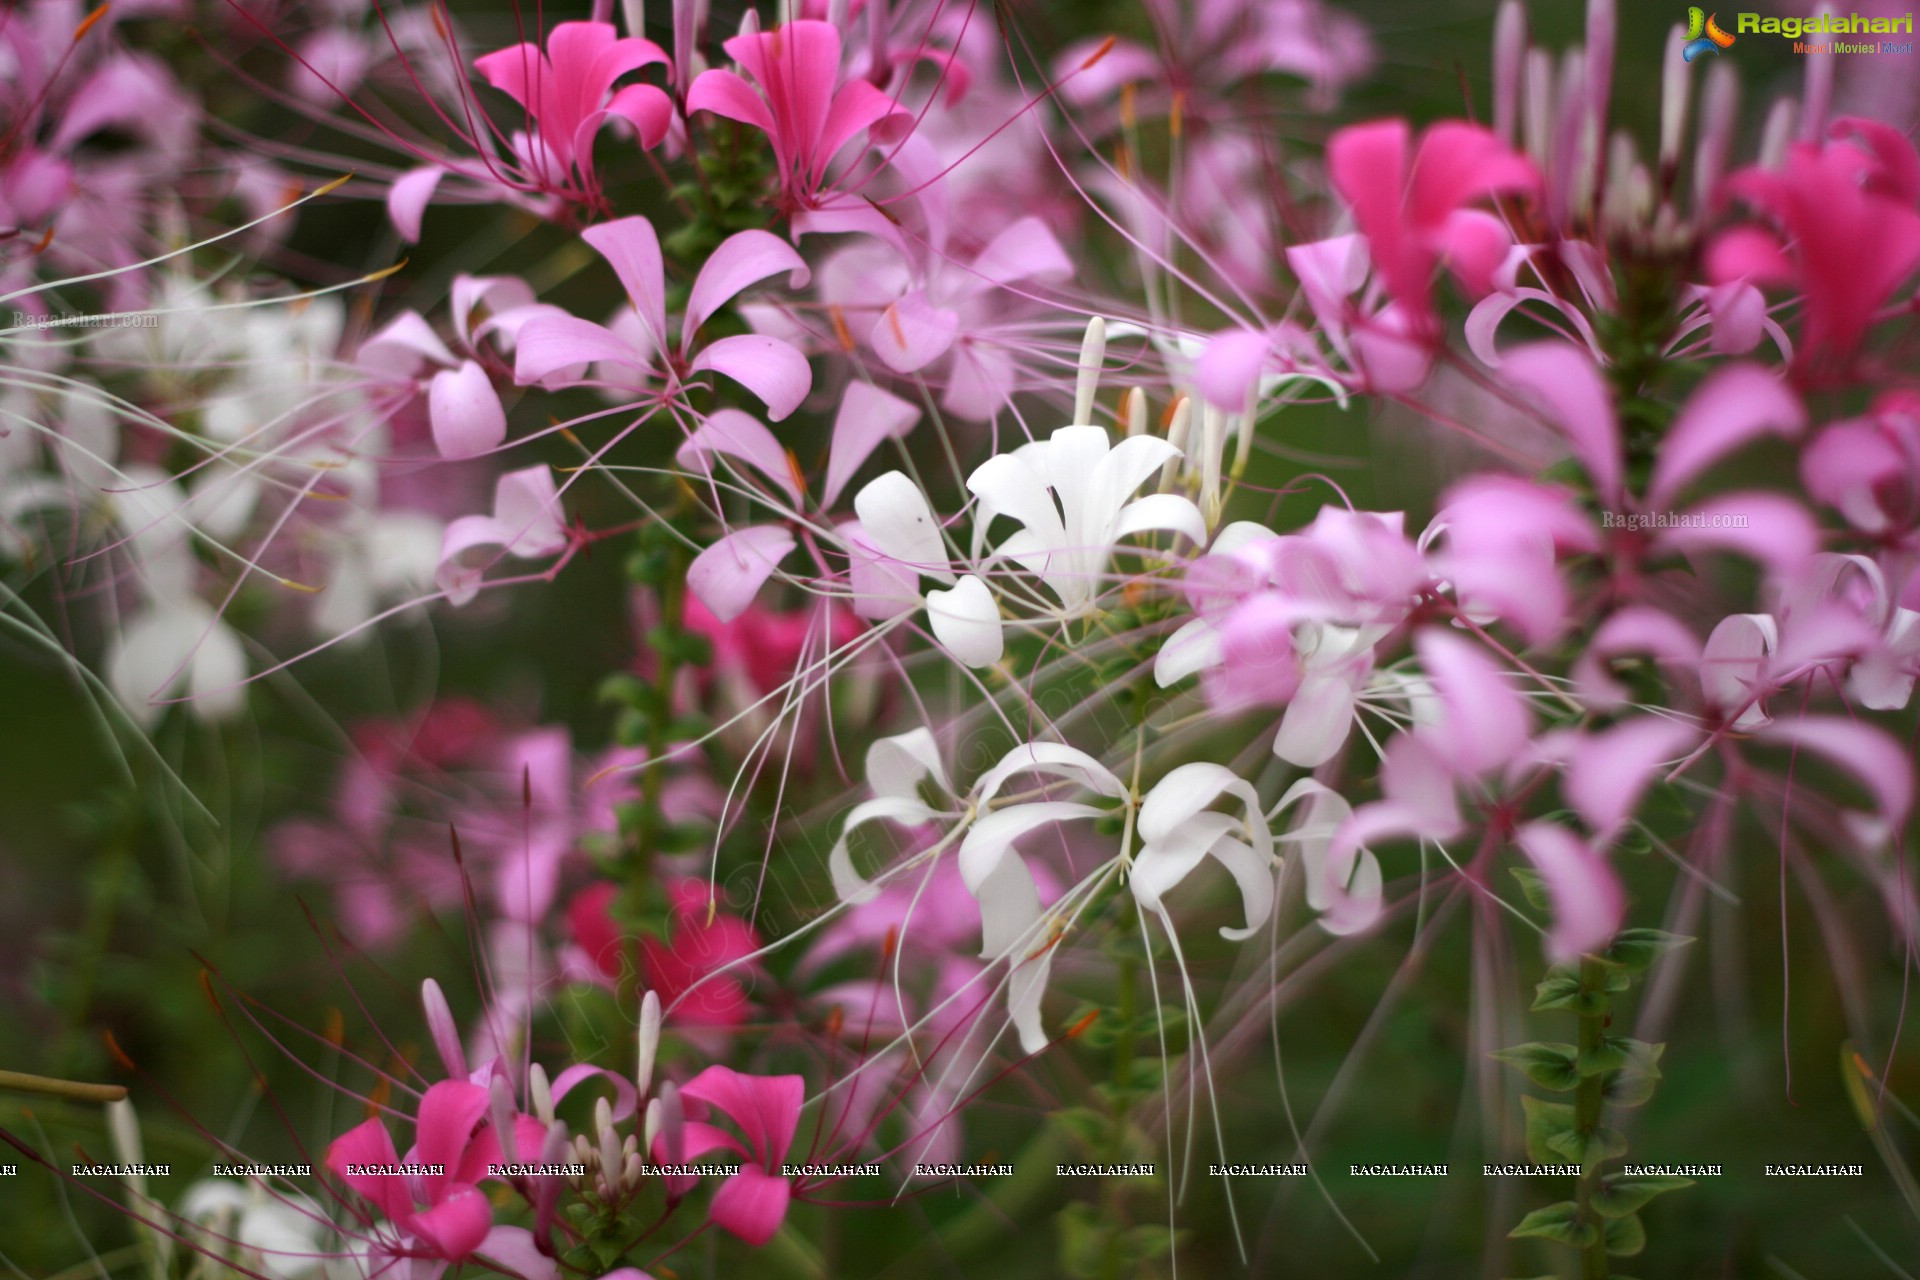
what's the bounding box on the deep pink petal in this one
[677,1066,805,1169]
[709,1164,792,1246]
[326,1117,406,1217]
[407,1185,493,1259]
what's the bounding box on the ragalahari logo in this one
[1682,7,1738,60]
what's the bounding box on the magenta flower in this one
[1325,118,1538,335]
[655,1066,805,1246]
[1707,117,1920,375]
[513,215,812,419]
[472,21,672,199]
[686,20,910,214]
[325,1080,511,1266]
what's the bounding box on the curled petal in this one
[429,360,508,460]
[1515,822,1625,963]
[927,574,1004,667]
[687,525,797,623]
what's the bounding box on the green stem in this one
[1097,937,1140,1280]
[1574,956,1609,1280]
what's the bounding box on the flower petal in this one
[429,360,508,460]
[687,525,797,623]
[927,573,1004,667]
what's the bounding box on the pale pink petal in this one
[491,465,569,557]
[870,291,961,373]
[1570,606,1702,708]
[388,167,445,244]
[1655,492,1818,575]
[840,519,923,621]
[1196,328,1272,411]
[580,216,669,344]
[1760,715,1914,847]
[359,310,455,377]
[1501,342,1622,504]
[1415,628,1532,775]
[691,335,813,420]
[1701,612,1778,729]
[1646,364,1806,508]
[676,408,799,502]
[1562,718,1700,841]
[513,313,646,385]
[687,525,797,622]
[428,360,508,460]
[1515,822,1625,963]
[823,382,921,507]
[967,216,1074,287]
[685,230,811,339]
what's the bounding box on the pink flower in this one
[472,21,672,197]
[655,1066,805,1246]
[513,215,812,419]
[1325,119,1539,335]
[325,1080,510,1264]
[1707,117,1920,375]
[567,878,763,1031]
[686,20,910,214]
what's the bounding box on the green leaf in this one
[1510,867,1552,913]
[1602,929,1694,974]
[1508,1201,1598,1248]
[1604,1213,1647,1257]
[1578,1035,1647,1077]
[1603,1042,1667,1108]
[1051,1107,1108,1150]
[1546,1121,1628,1165]
[1533,972,1608,1014]
[1522,1096,1577,1166]
[1593,1174,1693,1218]
[1056,1202,1107,1279]
[1491,1042,1581,1091]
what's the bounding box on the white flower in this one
[179,1178,331,1279]
[1131,763,1277,940]
[966,424,1208,617]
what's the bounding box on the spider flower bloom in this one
[513,215,812,419]
[686,19,911,214]
[472,21,673,187]
[325,1080,529,1266]
[1325,118,1539,336]
[654,1066,804,1245]
[387,20,671,233]
[568,878,764,1033]
[1707,117,1920,376]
